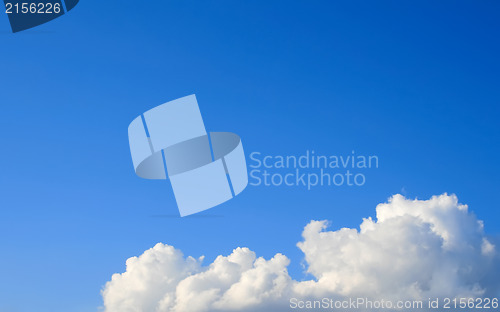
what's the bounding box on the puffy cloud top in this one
[102,194,499,312]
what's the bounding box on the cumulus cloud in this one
[101,194,499,312]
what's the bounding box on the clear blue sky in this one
[0,1,499,311]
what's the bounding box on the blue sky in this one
[0,1,499,311]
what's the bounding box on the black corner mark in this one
[3,0,79,33]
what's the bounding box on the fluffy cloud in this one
[101,194,499,312]
[295,194,498,300]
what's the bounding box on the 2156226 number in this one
[443,298,499,309]
[5,2,62,14]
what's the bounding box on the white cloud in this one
[101,244,203,312]
[101,194,499,312]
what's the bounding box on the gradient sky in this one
[1,1,499,311]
